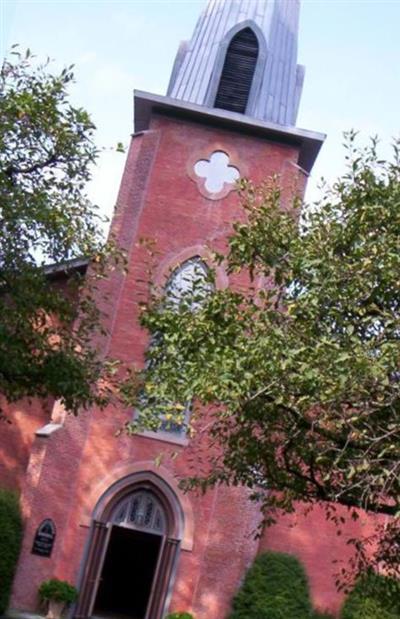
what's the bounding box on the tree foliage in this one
[0,48,122,415]
[340,571,400,619]
[137,134,400,574]
[0,489,22,614]
[229,551,313,619]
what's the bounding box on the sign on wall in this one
[31,519,56,557]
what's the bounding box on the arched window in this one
[111,490,166,535]
[138,257,213,437]
[214,28,259,114]
[165,256,212,310]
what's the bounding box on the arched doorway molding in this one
[205,20,268,117]
[75,465,192,619]
[81,461,194,550]
[93,470,184,541]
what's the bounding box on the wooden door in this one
[74,521,113,619]
[145,537,180,619]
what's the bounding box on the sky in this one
[2,0,400,232]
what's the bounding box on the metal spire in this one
[167,0,304,127]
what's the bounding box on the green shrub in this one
[313,612,335,619]
[38,579,78,604]
[341,571,400,619]
[165,614,194,619]
[0,489,22,614]
[229,551,313,619]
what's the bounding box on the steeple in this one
[167,0,304,127]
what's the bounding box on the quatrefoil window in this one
[194,151,240,197]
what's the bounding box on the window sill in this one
[35,423,64,437]
[135,429,189,447]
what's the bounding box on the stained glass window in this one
[111,490,166,535]
[165,256,213,310]
[137,257,213,437]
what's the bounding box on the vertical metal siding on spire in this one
[174,0,216,100]
[202,0,227,98]
[186,0,226,103]
[185,0,218,100]
[248,0,258,23]
[286,0,299,124]
[265,4,280,122]
[285,0,298,124]
[285,33,296,124]
[272,13,285,123]
[279,2,293,124]
[238,0,250,22]
[293,64,305,122]
[190,0,223,102]
[168,0,304,127]
[259,0,276,121]
[225,0,242,35]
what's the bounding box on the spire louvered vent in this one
[214,28,259,114]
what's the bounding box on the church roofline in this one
[134,90,325,174]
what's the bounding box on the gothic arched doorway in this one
[75,478,182,619]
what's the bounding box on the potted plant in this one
[38,578,78,619]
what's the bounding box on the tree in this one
[0,490,22,613]
[135,133,400,576]
[229,551,313,619]
[340,571,400,618]
[0,48,122,416]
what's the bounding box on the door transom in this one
[111,490,166,535]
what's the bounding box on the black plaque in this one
[31,519,56,557]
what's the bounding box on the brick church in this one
[1,1,375,617]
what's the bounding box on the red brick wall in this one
[0,398,51,493]
[258,503,385,617]
[10,114,323,617]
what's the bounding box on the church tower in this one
[9,2,332,619]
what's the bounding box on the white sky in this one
[2,0,400,234]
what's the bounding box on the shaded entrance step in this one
[3,611,44,619]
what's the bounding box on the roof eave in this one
[134,90,326,174]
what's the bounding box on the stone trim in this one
[81,462,195,551]
[186,141,247,201]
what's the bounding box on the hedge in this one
[341,571,400,619]
[0,489,22,614]
[229,551,313,619]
